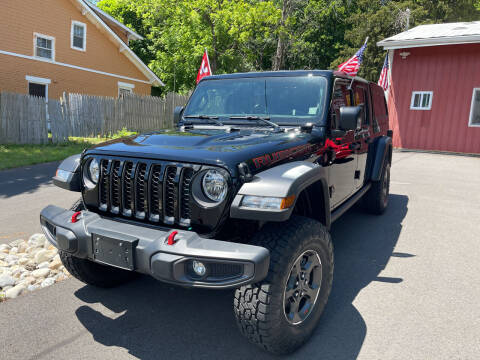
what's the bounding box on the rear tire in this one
[364,162,390,215]
[59,199,138,288]
[234,216,334,355]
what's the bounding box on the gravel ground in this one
[0,151,479,360]
[0,234,71,301]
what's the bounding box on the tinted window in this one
[330,82,351,129]
[184,76,328,124]
[370,83,388,132]
[353,84,369,125]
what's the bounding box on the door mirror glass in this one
[174,106,184,123]
[339,106,363,131]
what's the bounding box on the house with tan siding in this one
[0,0,163,101]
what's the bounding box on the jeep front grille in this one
[97,158,198,227]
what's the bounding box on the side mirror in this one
[339,106,363,131]
[173,106,184,124]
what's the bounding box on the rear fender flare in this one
[230,161,330,227]
[370,136,392,182]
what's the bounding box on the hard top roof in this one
[200,70,370,84]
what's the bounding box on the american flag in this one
[378,53,389,91]
[338,37,368,76]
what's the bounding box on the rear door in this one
[352,81,373,189]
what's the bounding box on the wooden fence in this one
[0,92,49,144]
[0,91,191,144]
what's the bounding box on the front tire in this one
[59,199,138,288]
[59,251,138,288]
[234,216,334,355]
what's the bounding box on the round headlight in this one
[202,170,227,202]
[88,159,100,184]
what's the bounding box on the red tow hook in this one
[71,211,82,223]
[167,231,178,245]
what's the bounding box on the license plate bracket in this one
[92,233,138,270]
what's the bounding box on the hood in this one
[85,128,325,174]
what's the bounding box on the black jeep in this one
[40,70,392,355]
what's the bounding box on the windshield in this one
[184,76,328,125]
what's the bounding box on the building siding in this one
[0,0,152,98]
[388,44,480,154]
[0,54,151,99]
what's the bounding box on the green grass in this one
[0,129,137,171]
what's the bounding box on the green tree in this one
[331,0,480,82]
[98,0,480,90]
[98,0,280,93]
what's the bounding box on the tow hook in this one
[167,231,178,245]
[71,211,82,223]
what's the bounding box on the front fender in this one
[230,161,329,223]
[52,154,82,191]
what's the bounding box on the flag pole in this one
[205,47,212,75]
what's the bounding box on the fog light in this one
[192,261,206,276]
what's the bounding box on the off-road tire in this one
[59,199,138,288]
[234,216,334,355]
[364,162,390,215]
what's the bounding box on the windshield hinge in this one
[300,123,314,133]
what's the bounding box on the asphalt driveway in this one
[0,151,479,359]
[0,162,79,245]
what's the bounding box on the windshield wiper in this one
[229,115,280,131]
[183,115,224,126]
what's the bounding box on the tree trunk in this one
[273,36,285,71]
[273,0,289,71]
[204,13,218,72]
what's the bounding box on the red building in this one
[378,22,480,154]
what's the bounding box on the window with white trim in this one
[469,88,480,127]
[34,33,54,60]
[410,91,433,110]
[71,21,86,51]
[118,82,135,97]
[26,75,51,99]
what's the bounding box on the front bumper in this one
[40,205,270,289]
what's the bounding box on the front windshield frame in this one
[183,75,329,126]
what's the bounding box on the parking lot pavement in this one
[0,162,79,245]
[0,151,479,360]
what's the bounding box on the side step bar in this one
[331,183,372,223]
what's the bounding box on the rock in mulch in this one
[0,234,71,302]
[5,284,26,299]
[0,274,16,288]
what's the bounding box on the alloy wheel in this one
[283,250,322,325]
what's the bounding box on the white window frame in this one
[71,21,87,52]
[26,75,51,99]
[118,81,135,97]
[410,91,433,110]
[468,88,480,127]
[33,33,55,61]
